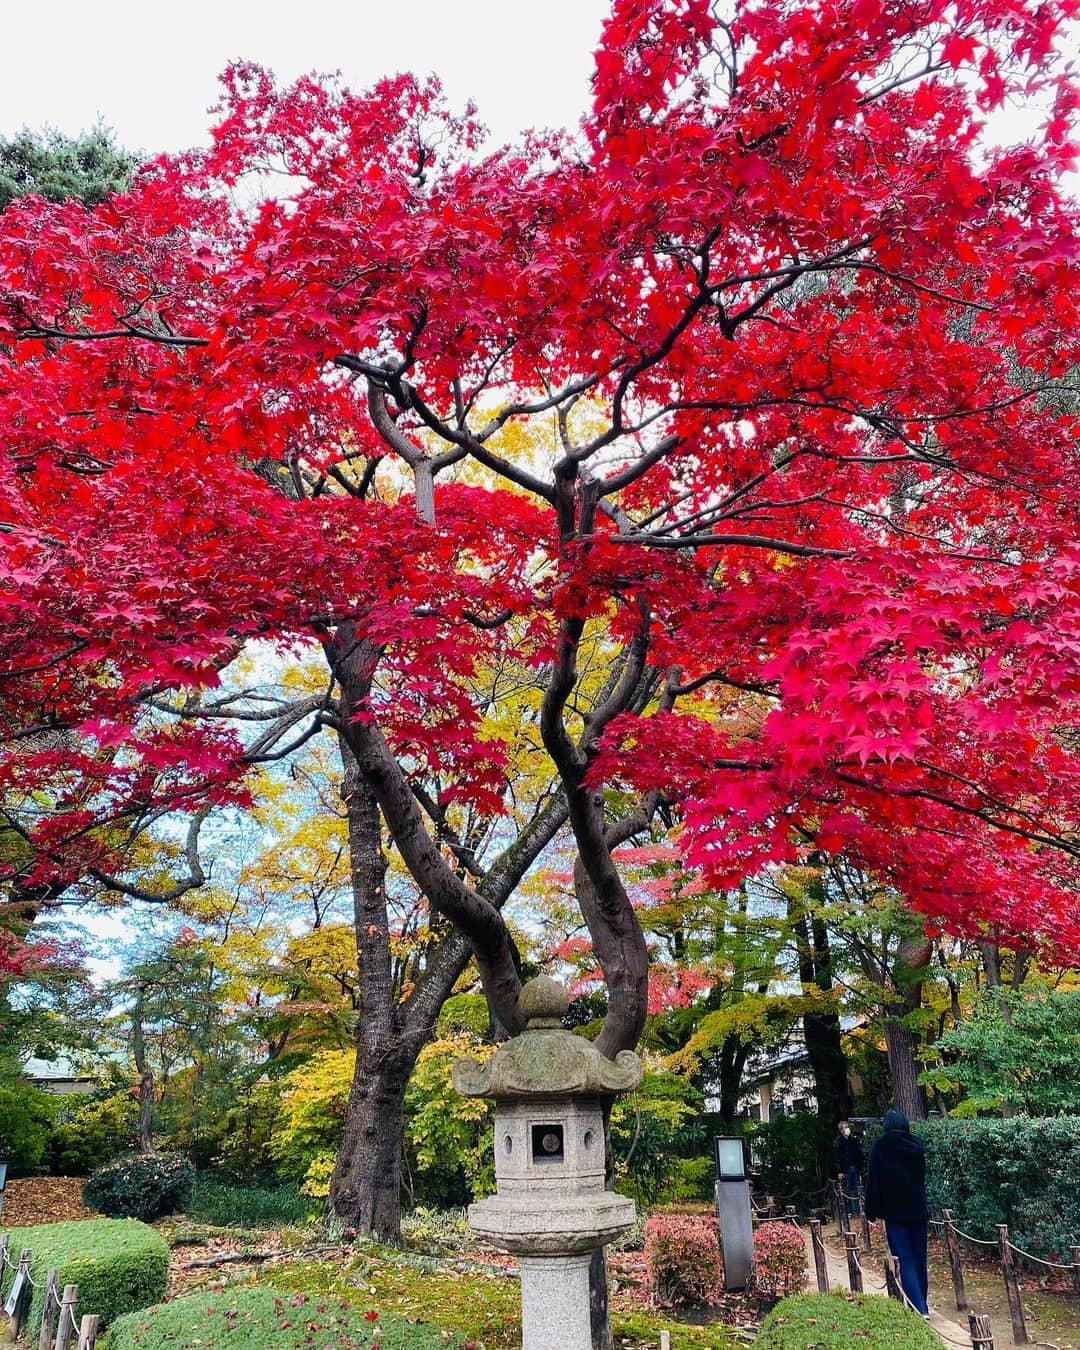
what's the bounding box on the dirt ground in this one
[926,1239,1080,1350]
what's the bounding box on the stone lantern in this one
[452,975,641,1350]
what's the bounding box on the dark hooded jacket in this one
[864,1109,928,1224]
[833,1128,864,1175]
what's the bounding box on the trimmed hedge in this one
[757,1293,939,1348]
[84,1152,195,1221]
[914,1118,1080,1260]
[2,1218,167,1334]
[107,1286,460,1349]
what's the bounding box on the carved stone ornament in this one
[452,975,642,1100]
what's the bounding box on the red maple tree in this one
[2,0,1079,1050]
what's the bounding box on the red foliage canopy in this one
[2,0,1079,1005]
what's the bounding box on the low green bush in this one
[107,1285,460,1348]
[756,1292,939,1348]
[400,1205,470,1253]
[84,1152,195,1221]
[749,1113,834,1214]
[49,1091,139,1175]
[186,1174,318,1228]
[0,1082,56,1174]
[2,1218,167,1334]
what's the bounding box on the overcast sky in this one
[1,0,613,153]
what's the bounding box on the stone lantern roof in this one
[452,975,641,1100]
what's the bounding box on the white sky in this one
[1,0,612,152]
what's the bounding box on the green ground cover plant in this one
[106,1285,457,1349]
[265,1251,740,1349]
[3,1218,167,1334]
[756,1293,940,1348]
[186,1174,319,1228]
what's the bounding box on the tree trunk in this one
[589,1102,616,1350]
[980,941,1003,989]
[883,1015,926,1120]
[589,1249,614,1350]
[789,893,851,1124]
[131,984,154,1155]
[884,935,932,1120]
[717,1034,751,1124]
[327,1039,414,1242]
[326,741,408,1240]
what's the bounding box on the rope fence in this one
[817,1179,1080,1349]
[0,1235,102,1348]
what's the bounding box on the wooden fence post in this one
[810,1219,829,1293]
[997,1225,1029,1346]
[1070,1245,1080,1297]
[9,1247,32,1337]
[54,1284,79,1350]
[943,1210,968,1312]
[859,1182,871,1254]
[659,1332,671,1350]
[844,1230,863,1293]
[969,1311,995,1350]
[884,1252,903,1302]
[38,1269,61,1350]
[77,1314,100,1350]
[837,1181,851,1235]
[785,1204,798,1227]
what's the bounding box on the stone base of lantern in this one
[519,1253,592,1350]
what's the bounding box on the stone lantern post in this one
[452,976,641,1350]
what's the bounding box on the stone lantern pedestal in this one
[453,977,641,1350]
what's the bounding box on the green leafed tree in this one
[929,984,1080,1116]
[0,125,135,209]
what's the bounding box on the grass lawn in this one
[264,1251,745,1349]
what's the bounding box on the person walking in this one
[864,1107,930,1317]
[833,1119,864,1218]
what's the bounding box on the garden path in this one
[804,1219,1012,1349]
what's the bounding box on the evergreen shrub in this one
[107,1285,458,1348]
[0,1083,55,1174]
[750,1220,808,1302]
[757,1292,939,1348]
[749,1112,834,1212]
[2,1218,167,1334]
[643,1213,721,1305]
[918,1117,1080,1260]
[83,1152,195,1221]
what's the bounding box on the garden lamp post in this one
[714,1136,753,1290]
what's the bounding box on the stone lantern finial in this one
[518,975,569,1027]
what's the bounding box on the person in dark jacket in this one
[833,1120,865,1217]
[864,1108,930,1317]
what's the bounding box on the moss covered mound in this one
[106,1285,460,1349]
[757,1292,940,1348]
